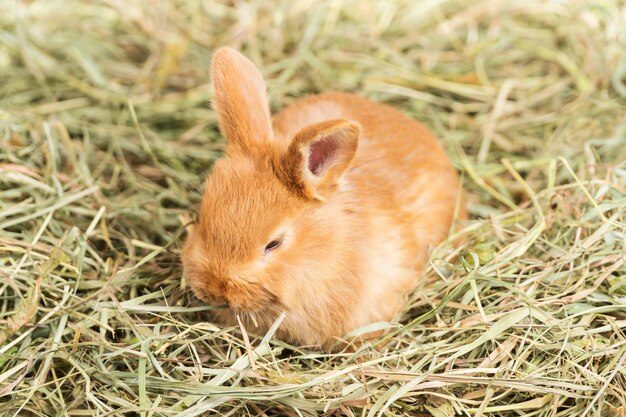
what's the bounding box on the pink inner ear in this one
[308,136,339,175]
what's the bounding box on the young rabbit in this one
[182,47,464,349]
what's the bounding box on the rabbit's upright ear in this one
[282,119,360,201]
[211,47,272,151]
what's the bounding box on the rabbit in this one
[181,47,465,350]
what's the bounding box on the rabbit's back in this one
[273,92,463,254]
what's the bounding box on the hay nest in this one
[1,1,626,415]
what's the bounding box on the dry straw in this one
[1,0,626,416]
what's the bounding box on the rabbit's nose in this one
[203,291,227,306]
[214,295,228,305]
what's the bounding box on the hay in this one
[1,0,626,415]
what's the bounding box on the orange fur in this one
[182,47,466,349]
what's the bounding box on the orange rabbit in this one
[182,47,464,349]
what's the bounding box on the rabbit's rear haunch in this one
[182,47,465,349]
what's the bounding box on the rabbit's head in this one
[182,48,360,313]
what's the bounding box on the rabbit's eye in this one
[264,239,282,254]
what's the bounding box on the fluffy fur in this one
[181,47,465,349]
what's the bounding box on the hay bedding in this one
[1,0,626,416]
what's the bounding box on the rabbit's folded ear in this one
[211,47,272,151]
[281,119,360,201]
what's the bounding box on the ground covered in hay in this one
[1,0,626,416]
